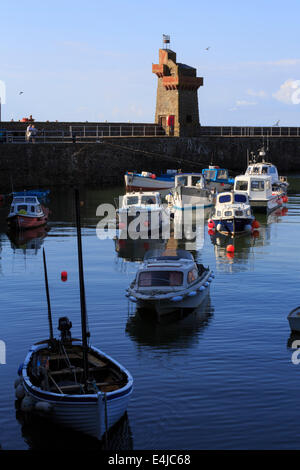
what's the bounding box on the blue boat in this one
[210,192,254,235]
[202,166,234,192]
[125,170,177,194]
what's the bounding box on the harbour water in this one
[0,177,300,450]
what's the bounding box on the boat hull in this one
[21,343,133,440]
[137,285,210,315]
[250,196,282,214]
[125,174,174,194]
[212,217,253,235]
[288,307,300,333]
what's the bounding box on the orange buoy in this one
[226,244,235,253]
[61,271,68,282]
[226,252,234,259]
[252,220,260,229]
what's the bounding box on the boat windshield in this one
[141,195,156,205]
[191,176,202,186]
[235,180,248,191]
[219,194,231,203]
[177,176,188,186]
[138,271,183,287]
[203,169,216,180]
[126,196,139,205]
[251,180,264,191]
[217,169,228,180]
[234,194,248,203]
[144,249,194,261]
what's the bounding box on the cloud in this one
[247,89,267,98]
[236,100,257,106]
[273,79,300,104]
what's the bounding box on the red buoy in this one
[208,219,215,229]
[226,244,235,253]
[208,229,215,236]
[61,271,68,282]
[252,220,260,229]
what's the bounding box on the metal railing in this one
[0,124,166,143]
[199,126,300,137]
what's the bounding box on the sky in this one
[1,0,300,126]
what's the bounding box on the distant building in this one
[152,44,203,137]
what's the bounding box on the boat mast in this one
[42,248,54,343]
[74,189,89,386]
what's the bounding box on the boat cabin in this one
[137,250,201,289]
[9,196,44,217]
[214,192,252,218]
[245,162,279,184]
[202,167,233,183]
[234,175,273,201]
[175,173,206,189]
[120,192,162,209]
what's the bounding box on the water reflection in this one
[126,293,213,350]
[7,226,50,254]
[210,206,289,272]
[15,408,133,451]
[114,232,168,262]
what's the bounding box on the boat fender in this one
[35,401,53,414]
[199,286,205,292]
[188,291,197,297]
[171,295,183,302]
[15,383,25,400]
[125,292,130,298]
[244,224,252,232]
[17,363,24,376]
[129,296,138,303]
[21,395,36,413]
[216,223,222,232]
[204,282,209,287]
[208,277,213,282]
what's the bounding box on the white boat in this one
[287,306,300,333]
[202,166,234,192]
[15,190,133,441]
[211,191,254,235]
[125,170,177,194]
[126,249,214,315]
[245,146,289,196]
[117,191,170,238]
[234,174,283,213]
[166,173,214,214]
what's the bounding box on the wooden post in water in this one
[42,248,54,342]
[74,189,89,386]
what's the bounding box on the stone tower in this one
[152,45,203,137]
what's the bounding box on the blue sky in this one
[1,0,300,125]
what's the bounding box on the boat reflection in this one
[125,293,213,349]
[7,225,50,254]
[210,206,288,272]
[15,407,133,450]
[114,230,168,262]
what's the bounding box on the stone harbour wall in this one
[0,136,299,192]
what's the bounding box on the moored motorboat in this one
[117,191,170,238]
[126,249,214,315]
[7,195,49,231]
[202,166,234,192]
[234,174,283,214]
[210,191,255,235]
[166,173,214,214]
[287,307,300,333]
[245,146,289,196]
[125,170,177,194]
[15,190,133,441]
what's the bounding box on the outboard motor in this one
[58,317,72,343]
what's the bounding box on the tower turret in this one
[152,37,203,137]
